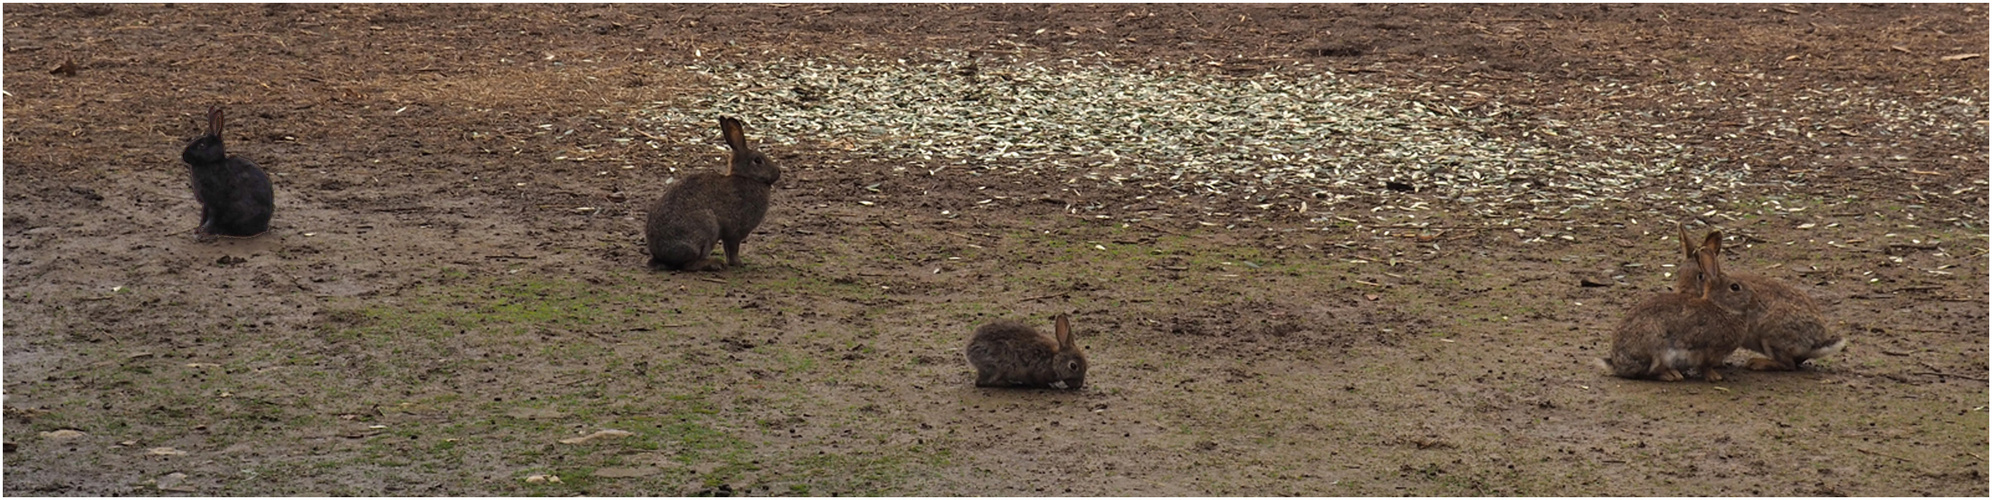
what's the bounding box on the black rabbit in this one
[181,106,273,239]
[644,116,781,271]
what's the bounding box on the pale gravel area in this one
[636,53,1712,204]
[626,50,1982,237]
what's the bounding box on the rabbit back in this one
[1728,273,1842,370]
[1741,299,1843,371]
[202,158,274,236]
[966,320,1063,388]
[1607,293,1745,380]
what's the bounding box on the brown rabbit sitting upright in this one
[1672,224,1846,371]
[967,314,1088,389]
[1603,230,1757,382]
[645,117,781,271]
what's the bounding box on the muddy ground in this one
[3,3,1987,496]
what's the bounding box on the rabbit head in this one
[1691,230,1755,316]
[183,106,227,165]
[721,117,780,185]
[1050,314,1088,389]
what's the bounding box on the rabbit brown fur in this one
[645,117,781,271]
[966,314,1087,389]
[181,106,274,238]
[1603,231,1755,382]
[1672,224,1845,371]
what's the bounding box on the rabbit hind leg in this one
[974,370,1004,387]
[1744,355,1798,371]
[1701,366,1724,382]
[684,258,728,272]
[1648,357,1684,381]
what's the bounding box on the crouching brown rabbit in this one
[967,314,1088,389]
[1672,224,1845,371]
[1601,230,1756,382]
[182,106,274,239]
[645,117,781,271]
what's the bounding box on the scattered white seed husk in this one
[633,49,1980,225]
[558,428,634,444]
[40,429,87,440]
[637,50,1734,214]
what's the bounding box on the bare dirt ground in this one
[3,4,1987,496]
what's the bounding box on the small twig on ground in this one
[1876,372,1918,384]
[698,277,726,284]
[1856,448,1913,462]
[1021,292,1069,302]
[633,129,670,142]
[1912,371,1989,382]
[276,268,313,292]
[340,429,385,439]
[485,254,538,260]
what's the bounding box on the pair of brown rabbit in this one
[1602,225,1846,381]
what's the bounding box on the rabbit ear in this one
[1697,231,1725,297]
[1054,314,1073,350]
[720,117,747,152]
[207,105,223,137]
[1677,222,1697,261]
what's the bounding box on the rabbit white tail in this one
[1807,338,1848,359]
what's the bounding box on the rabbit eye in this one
[1729,283,1741,291]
